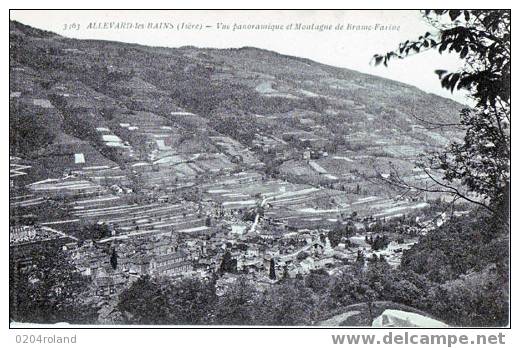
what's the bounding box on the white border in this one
[3,2,516,347]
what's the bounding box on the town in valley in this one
[9,11,510,327]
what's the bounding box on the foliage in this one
[110,248,118,270]
[330,264,382,309]
[118,276,217,325]
[425,265,509,327]
[373,10,510,107]
[9,102,56,156]
[111,233,508,327]
[163,277,217,324]
[423,106,510,213]
[328,223,354,248]
[269,259,276,280]
[79,223,111,242]
[374,10,510,217]
[305,269,332,294]
[213,276,258,325]
[401,213,508,283]
[9,244,97,324]
[117,276,171,324]
[258,279,317,325]
[219,251,237,274]
[369,10,509,327]
[296,251,310,262]
[367,234,390,251]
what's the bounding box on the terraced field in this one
[9,20,464,249]
[72,200,204,234]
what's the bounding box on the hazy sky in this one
[11,10,470,104]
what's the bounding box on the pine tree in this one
[110,248,118,270]
[269,259,276,280]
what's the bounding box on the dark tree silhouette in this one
[110,248,118,270]
[269,259,277,280]
[10,244,97,324]
[374,10,510,220]
[219,250,237,274]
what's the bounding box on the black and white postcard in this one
[6,7,512,347]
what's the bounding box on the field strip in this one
[116,214,197,228]
[222,200,257,207]
[297,207,351,214]
[368,200,409,210]
[10,171,27,177]
[89,175,127,180]
[10,197,45,206]
[79,208,186,222]
[351,196,380,205]
[309,161,328,174]
[75,196,120,204]
[97,229,172,243]
[40,219,80,225]
[12,200,46,207]
[11,194,35,200]
[74,203,174,216]
[372,202,429,217]
[82,165,111,170]
[32,184,97,191]
[73,203,140,212]
[333,156,355,162]
[40,226,79,241]
[178,226,209,233]
[264,187,320,201]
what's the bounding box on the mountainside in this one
[9,13,509,329]
[10,19,463,212]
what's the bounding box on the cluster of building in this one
[55,208,413,302]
